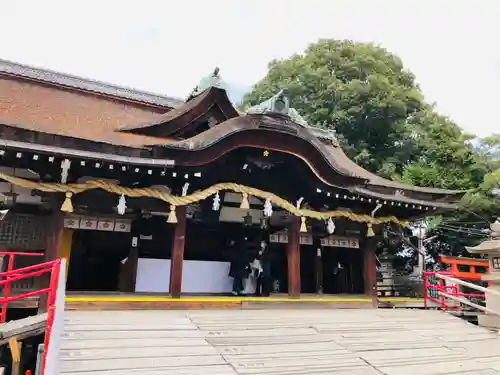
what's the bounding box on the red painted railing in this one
[0,251,45,322]
[423,271,485,312]
[0,252,63,375]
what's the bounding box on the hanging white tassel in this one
[263,198,273,217]
[212,192,220,211]
[117,194,127,215]
[326,217,335,234]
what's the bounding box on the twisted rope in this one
[0,172,408,228]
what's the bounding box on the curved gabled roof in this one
[148,112,464,207]
[118,87,238,137]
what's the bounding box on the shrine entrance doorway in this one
[321,236,364,294]
[66,230,130,292]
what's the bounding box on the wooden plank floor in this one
[61,309,500,375]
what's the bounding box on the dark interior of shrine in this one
[66,231,130,291]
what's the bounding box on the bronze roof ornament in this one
[190,67,227,97]
[246,91,338,145]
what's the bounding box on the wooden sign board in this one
[320,236,359,249]
[64,215,132,233]
[269,231,313,245]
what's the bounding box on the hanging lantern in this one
[260,216,268,230]
[117,194,127,215]
[263,198,273,217]
[326,217,335,234]
[243,212,253,226]
[212,192,220,211]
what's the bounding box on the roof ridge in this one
[0,58,183,108]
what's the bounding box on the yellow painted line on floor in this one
[380,298,425,303]
[65,296,425,304]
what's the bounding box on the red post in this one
[423,272,428,309]
[439,278,446,311]
[0,253,15,322]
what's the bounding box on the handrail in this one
[0,251,46,323]
[439,290,499,315]
[0,252,65,375]
[435,273,500,297]
[423,271,497,315]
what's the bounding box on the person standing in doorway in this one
[227,238,251,296]
[255,240,273,297]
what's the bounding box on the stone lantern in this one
[377,249,397,297]
[466,220,500,328]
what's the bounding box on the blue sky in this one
[0,0,498,137]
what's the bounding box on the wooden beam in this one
[287,216,301,298]
[8,337,22,375]
[169,206,187,298]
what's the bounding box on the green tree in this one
[243,39,424,178]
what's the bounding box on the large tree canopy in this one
[243,39,425,178]
[243,39,500,262]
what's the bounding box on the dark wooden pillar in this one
[38,212,64,313]
[287,216,301,298]
[363,237,378,305]
[315,247,323,295]
[118,230,139,293]
[169,206,186,298]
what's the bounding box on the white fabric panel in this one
[135,258,171,293]
[135,258,234,294]
[182,260,233,293]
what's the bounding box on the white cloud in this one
[0,0,498,136]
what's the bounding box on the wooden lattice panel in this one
[0,213,47,250]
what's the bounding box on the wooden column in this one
[363,237,378,305]
[39,212,65,313]
[287,216,301,298]
[118,239,139,293]
[169,206,186,298]
[58,228,74,277]
[315,247,323,294]
[118,217,141,293]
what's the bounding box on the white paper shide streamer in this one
[212,192,220,211]
[263,198,273,217]
[60,159,71,184]
[117,194,127,215]
[326,217,335,234]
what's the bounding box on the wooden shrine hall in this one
[0,60,464,303]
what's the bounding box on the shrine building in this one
[0,59,464,301]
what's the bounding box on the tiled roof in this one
[0,58,183,108]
